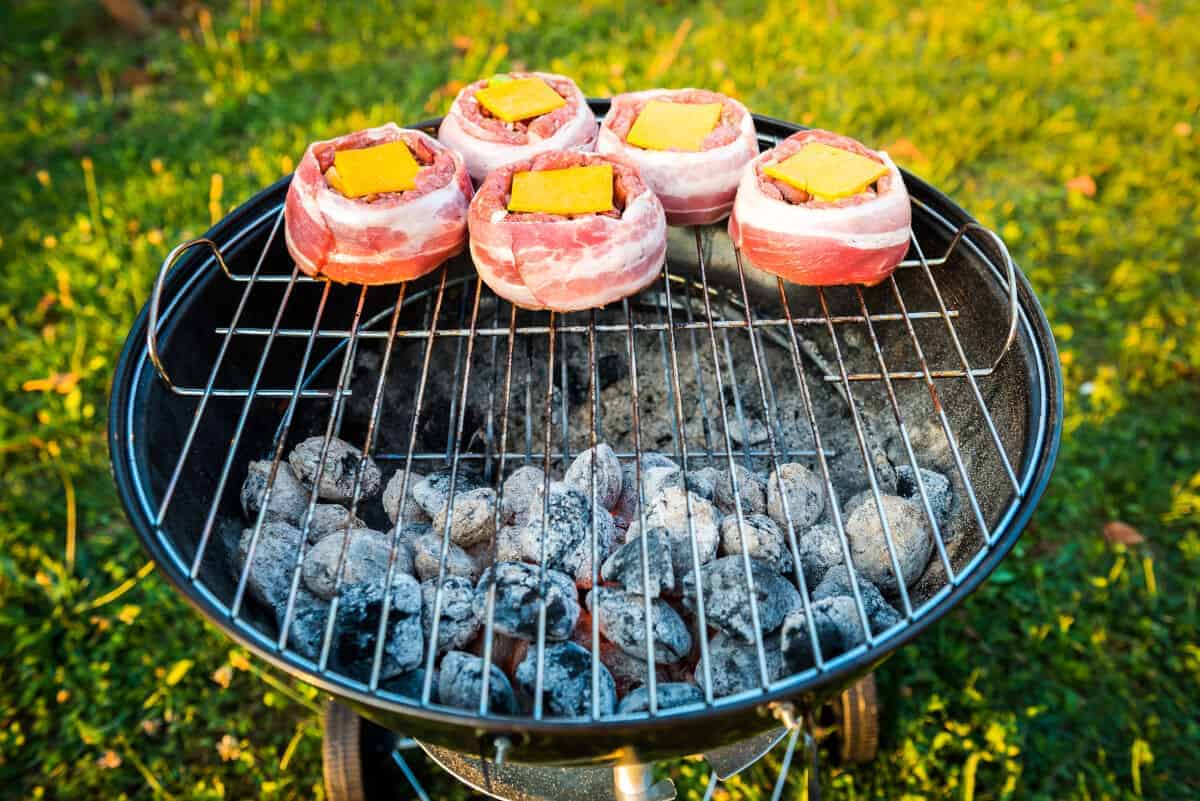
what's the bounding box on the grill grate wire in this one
[142,201,1023,728]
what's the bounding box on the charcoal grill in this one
[109,103,1061,800]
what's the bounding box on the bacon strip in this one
[728,129,912,286]
[437,72,599,183]
[284,124,472,285]
[597,89,758,226]
[468,151,667,312]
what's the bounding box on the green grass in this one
[2,1,1198,798]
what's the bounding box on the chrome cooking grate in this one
[141,195,1025,725]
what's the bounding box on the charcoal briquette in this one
[241,460,310,525]
[719,513,794,576]
[895,465,953,525]
[586,587,691,664]
[702,631,784,697]
[381,469,432,526]
[600,527,675,598]
[302,528,412,600]
[681,556,802,643]
[238,521,304,609]
[844,494,931,592]
[430,486,497,547]
[643,487,722,584]
[767,463,825,529]
[332,574,423,680]
[279,587,329,660]
[617,682,703,715]
[796,523,846,586]
[438,651,517,714]
[306,504,367,542]
[502,465,546,526]
[411,468,486,519]
[564,443,623,511]
[421,576,481,655]
[518,482,618,585]
[812,564,902,633]
[779,594,866,672]
[713,463,768,517]
[412,532,479,583]
[515,641,616,717]
[474,561,580,642]
[289,436,382,503]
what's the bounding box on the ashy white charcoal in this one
[515,641,616,718]
[241,460,309,525]
[302,528,413,600]
[411,468,486,519]
[600,527,675,598]
[767,463,825,530]
[421,576,481,655]
[473,561,580,642]
[501,465,545,526]
[796,523,846,587]
[719,513,794,576]
[411,532,479,583]
[714,463,768,517]
[617,682,703,715]
[430,486,497,547]
[289,436,382,503]
[643,487,722,585]
[306,504,366,542]
[438,650,517,714]
[381,469,432,526]
[564,443,624,511]
[844,495,931,592]
[586,586,692,664]
[238,521,304,609]
[894,465,953,526]
[681,555,801,643]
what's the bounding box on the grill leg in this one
[612,762,676,801]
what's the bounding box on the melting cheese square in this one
[508,164,614,215]
[331,140,420,197]
[475,77,567,123]
[763,143,888,201]
[626,100,723,152]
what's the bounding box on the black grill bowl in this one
[108,105,1062,765]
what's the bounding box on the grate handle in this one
[148,238,234,395]
[147,233,346,398]
[907,220,1019,373]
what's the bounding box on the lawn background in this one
[2,1,1198,799]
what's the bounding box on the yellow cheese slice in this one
[475,77,567,123]
[508,164,614,215]
[625,100,723,152]
[331,140,420,197]
[763,143,888,201]
[324,165,347,195]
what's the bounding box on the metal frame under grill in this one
[110,110,1061,767]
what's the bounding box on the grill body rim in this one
[107,105,1063,763]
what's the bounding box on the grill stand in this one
[323,678,881,801]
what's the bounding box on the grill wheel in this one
[835,674,880,764]
[323,701,367,801]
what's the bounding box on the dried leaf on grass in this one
[1103,520,1145,545]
